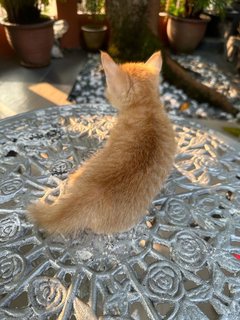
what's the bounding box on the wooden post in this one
[0,25,15,57]
[56,0,80,48]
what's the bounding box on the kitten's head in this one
[101,51,162,110]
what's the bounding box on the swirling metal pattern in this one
[0,104,240,319]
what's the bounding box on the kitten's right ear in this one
[145,51,162,73]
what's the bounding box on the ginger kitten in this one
[28,51,176,235]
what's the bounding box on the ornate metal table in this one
[0,104,240,320]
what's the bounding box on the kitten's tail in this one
[27,195,87,235]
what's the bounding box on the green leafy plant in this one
[0,0,50,24]
[85,0,105,15]
[82,0,106,25]
[163,0,233,18]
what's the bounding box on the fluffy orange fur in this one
[27,51,176,235]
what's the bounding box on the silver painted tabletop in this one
[0,104,240,320]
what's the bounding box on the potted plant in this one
[0,0,54,67]
[165,0,232,53]
[80,0,108,51]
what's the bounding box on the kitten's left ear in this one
[145,51,162,73]
[100,51,127,89]
[101,51,119,77]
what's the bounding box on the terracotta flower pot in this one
[167,15,210,53]
[1,19,54,67]
[81,25,107,51]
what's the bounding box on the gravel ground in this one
[68,53,240,121]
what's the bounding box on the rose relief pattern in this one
[0,104,240,319]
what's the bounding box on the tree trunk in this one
[163,53,238,115]
[105,0,238,115]
[146,0,160,36]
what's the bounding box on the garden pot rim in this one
[81,24,108,32]
[0,18,54,30]
[168,14,211,23]
[159,12,169,17]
